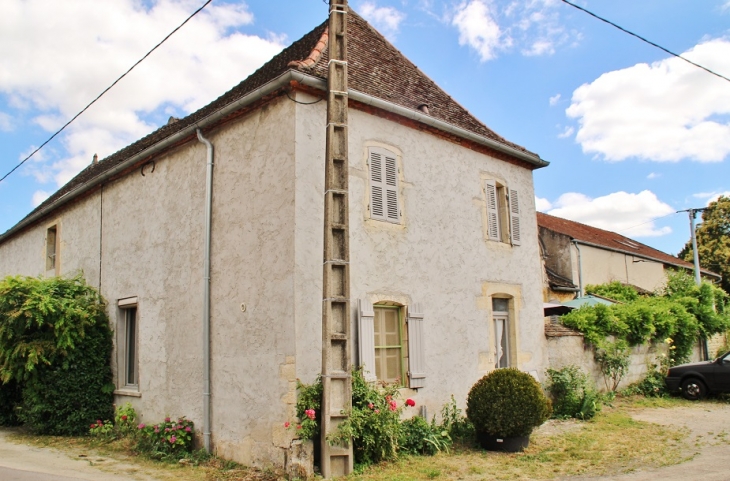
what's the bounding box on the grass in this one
[5,395,717,481]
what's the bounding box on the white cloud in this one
[566,39,730,163]
[0,112,12,131]
[723,1,730,11]
[647,172,660,179]
[557,126,574,139]
[360,2,406,38]
[546,190,675,237]
[535,196,552,212]
[694,190,730,204]
[453,0,506,61]
[31,190,50,207]
[549,94,561,106]
[452,0,576,61]
[0,0,285,189]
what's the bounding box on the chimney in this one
[92,153,98,164]
[417,103,430,115]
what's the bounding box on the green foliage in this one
[439,395,475,444]
[0,380,21,426]
[561,273,730,379]
[545,366,601,420]
[594,339,631,392]
[466,369,551,438]
[136,416,195,460]
[398,416,451,456]
[0,275,114,435]
[586,281,639,303]
[679,195,730,295]
[294,377,322,441]
[622,360,669,398]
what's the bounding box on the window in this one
[45,225,58,272]
[484,180,521,245]
[357,300,425,388]
[117,298,139,390]
[368,147,400,223]
[492,298,511,368]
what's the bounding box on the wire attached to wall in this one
[286,91,325,105]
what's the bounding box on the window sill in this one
[114,389,141,398]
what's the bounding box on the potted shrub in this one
[466,368,551,452]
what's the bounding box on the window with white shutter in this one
[368,147,400,223]
[483,179,521,246]
[508,189,521,246]
[484,180,500,241]
[357,299,426,388]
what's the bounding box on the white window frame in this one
[492,297,512,369]
[483,180,521,246]
[45,224,59,274]
[117,297,139,391]
[368,146,401,224]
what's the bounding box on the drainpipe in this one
[572,240,584,297]
[196,128,213,453]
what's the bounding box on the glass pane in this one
[384,309,399,345]
[126,308,137,385]
[385,348,402,381]
[492,298,509,312]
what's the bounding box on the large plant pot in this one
[477,432,530,452]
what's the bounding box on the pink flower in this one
[305,409,316,420]
[185,426,191,432]
[284,422,290,428]
[368,403,374,409]
[385,395,392,402]
[374,409,380,414]
[406,398,416,407]
[154,427,160,433]
[389,400,397,411]
[296,425,302,430]
[90,424,96,429]
[165,417,171,423]
[97,420,102,424]
[138,423,146,429]
[170,435,177,443]
[165,427,170,432]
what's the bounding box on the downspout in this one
[196,129,213,452]
[572,240,584,297]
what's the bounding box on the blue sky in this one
[1,0,729,257]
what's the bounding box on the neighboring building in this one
[0,11,548,470]
[538,212,721,302]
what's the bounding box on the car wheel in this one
[681,378,706,401]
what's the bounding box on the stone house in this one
[0,12,549,470]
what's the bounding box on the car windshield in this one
[714,351,730,362]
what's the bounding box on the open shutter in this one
[357,299,377,382]
[484,180,500,241]
[508,188,521,246]
[407,303,426,389]
[384,152,400,222]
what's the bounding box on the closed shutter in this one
[407,303,426,389]
[509,188,521,246]
[484,180,500,241]
[369,147,400,223]
[357,299,377,382]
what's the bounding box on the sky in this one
[0,0,729,257]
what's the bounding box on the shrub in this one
[0,380,21,426]
[398,416,451,456]
[545,366,600,420]
[466,369,551,438]
[0,275,114,435]
[136,416,195,460]
[293,376,322,441]
[439,395,475,444]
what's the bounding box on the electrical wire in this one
[617,212,677,233]
[285,91,324,105]
[560,0,730,84]
[0,0,213,184]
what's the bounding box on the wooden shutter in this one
[407,303,426,389]
[509,188,521,246]
[484,180,500,241]
[357,299,377,382]
[369,147,400,223]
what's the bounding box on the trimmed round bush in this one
[466,368,551,438]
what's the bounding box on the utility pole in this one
[678,208,706,286]
[320,0,353,477]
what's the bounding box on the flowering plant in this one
[89,403,137,440]
[135,416,195,459]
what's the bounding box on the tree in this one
[679,195,730,295]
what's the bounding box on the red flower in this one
[165,417,171,423]
[368,403,374,409]
[121,415,128,421]
[405,398,416,407]
[388,400,397,411]
[305,409,316,420]
[284,421,290,428]
[90,424,95,429]
[296,425,302,430]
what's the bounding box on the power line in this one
[0,0,213,184]
[560,0,730,85]
[617,211,677,233]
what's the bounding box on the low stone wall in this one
[545,322,703,392]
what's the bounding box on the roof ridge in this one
[288,27,329,70]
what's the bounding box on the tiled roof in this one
[537,212,719,278]
[545,267,578,290]
[5,9,536,240]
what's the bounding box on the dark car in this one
[665,351,730,400]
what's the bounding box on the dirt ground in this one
[1,402,730,480]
